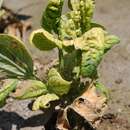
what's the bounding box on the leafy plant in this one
[0,0,120,110]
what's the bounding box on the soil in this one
[0,0,130,130]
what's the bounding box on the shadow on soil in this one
[0,110,47,130]
[0,110,95,130]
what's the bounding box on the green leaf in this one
[0,54,26,78]
[41,0,64,33]
[30,29,62,50]
[32,93,59,110]
[47,68,71,96]
[0,34,33,79]
[0,80,18,107]
[14,80,48,99]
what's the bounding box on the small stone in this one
[55,105,61,110]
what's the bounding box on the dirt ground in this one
[0,0,130,130]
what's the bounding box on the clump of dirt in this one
[97,113,130,130]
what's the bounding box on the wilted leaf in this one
[47,68,71,96]
[32,93,59,110]
[13,80,48,99]
[0,80,18,107]
[0,34,33,79]
[30,29,62,50]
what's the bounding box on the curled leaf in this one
[80,28,119,78]
[48,68,71,96]
[74,27,105,51]
[59,0,95,39]
[13,80,48,99]
[69,0,95,32]
[32,93,59,111]
[30,29,62,50]
[63,27,119,78]
[0,80,18,107]
[41,0,64,33]
[63,27,105,51]
[59,10,81,40]
[80,0,95,32]
[0,34,33,79]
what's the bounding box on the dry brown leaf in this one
[0,7,32,40]
[56,84,107,130]
[56,108,70,130]
[70,84,107,128]
[5,21,31,41]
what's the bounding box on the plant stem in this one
[58,48,64,73]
